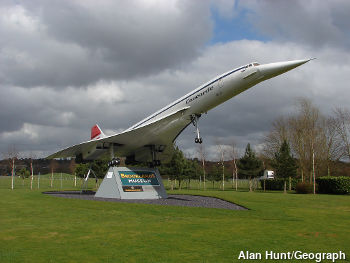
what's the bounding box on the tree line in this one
[262,97,350,182]
[159,144,266,191]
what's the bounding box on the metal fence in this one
[0,174,262,191]
[163,177,262,191]
[0,174,101,190]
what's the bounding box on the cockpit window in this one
[253,62,260,66]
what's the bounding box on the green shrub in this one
[316,176,350,195]
[261,178,299,191]
[296,182,314,194]
[262,179,283,190]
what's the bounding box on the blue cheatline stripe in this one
[131,66,245,129]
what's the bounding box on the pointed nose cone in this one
[258,59,311,81]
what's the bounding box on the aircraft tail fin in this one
[91,124,106,140]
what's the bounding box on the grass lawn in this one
[0,179,349,262]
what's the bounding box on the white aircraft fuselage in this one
[127,59,310,131]
[48,59,311,164]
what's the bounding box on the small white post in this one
[50,169,53,188]
[30,161,33,190]
[222,151,225,191]
[232,173,234,189]
[11,158,14,190]
[38,172,40,189]
[74,174,77,187]
[313,151,316,194]
[202,158,206,191]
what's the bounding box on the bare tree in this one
[229,142,238,191]
[28,152,36,190]
[50,159,58,187]
[215,140,227,191]
[333,107,350,160]
[263,113,308,181]
[295,98,320,183]
[262,117,289,159]
[262,97,339,186]
[318,116,343,176]
[289,98,322,184]
[3,145,20,190]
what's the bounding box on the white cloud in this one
[86,81,125,104]
[0,4,41,33]
[240,0,350,50]
[1,123,40,141]
[0,0,212,87]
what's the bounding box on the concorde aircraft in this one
[48,59,311,166]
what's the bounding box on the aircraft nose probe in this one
[257,58,313,81]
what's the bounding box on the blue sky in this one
[210,5,269,44]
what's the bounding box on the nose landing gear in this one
[191,114,203,144]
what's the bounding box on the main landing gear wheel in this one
[191,114,203,144]
[108,158,120,167]
[195,138,203,144]
[148,145,162,167]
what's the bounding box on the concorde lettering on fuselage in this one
[185,86,214,104]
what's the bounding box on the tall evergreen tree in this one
[272,140,298,193]
[74,158,109,179]
[182,159,201,189]
[237,143,264,191]
[75,163,90,178]
[169,146,186,189]
[208,164,221,189]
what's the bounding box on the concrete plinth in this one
[95,167,168,199]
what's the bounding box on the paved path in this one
[43,191,247,210]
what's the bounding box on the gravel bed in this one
[43,191,246,210]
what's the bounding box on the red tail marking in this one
[91,124,101,140]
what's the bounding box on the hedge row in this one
[260,178,299,191]
[316,176,350,195]
[295,182,314,194]
[261,177,350,194]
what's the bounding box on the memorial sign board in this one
[95,167,167,199]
